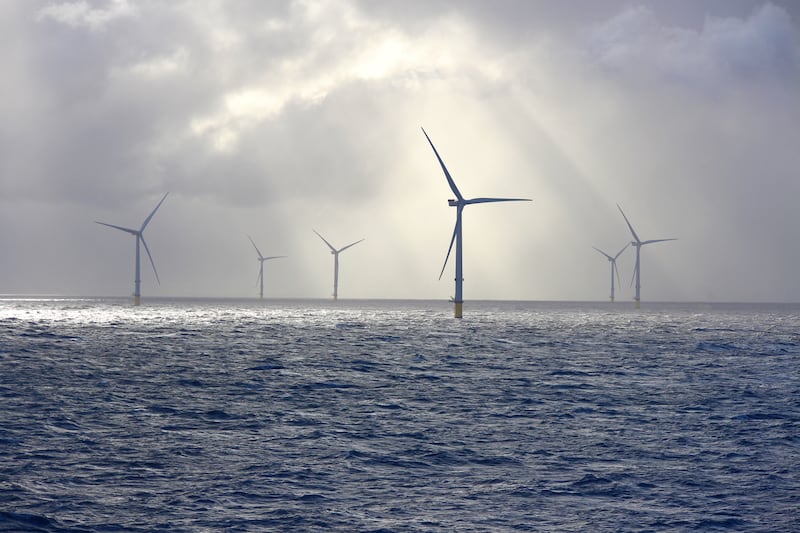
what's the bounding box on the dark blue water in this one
[1,298,798,531]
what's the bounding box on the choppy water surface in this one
[1,298,798,531]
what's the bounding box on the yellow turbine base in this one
[454,301,463,319]
[635,298,640,309]
[134,295,141,306]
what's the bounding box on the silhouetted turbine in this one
[422,128,531,318]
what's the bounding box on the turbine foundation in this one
[454,301,463,319]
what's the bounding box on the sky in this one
[1,0,799,303]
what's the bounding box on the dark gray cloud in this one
[586,2,799,86]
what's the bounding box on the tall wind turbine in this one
[592,244,628,302]
[422,128,531,318]
[313,230,364,300]
[96,193,168,306]
[247,235,286,299]
[617,204,676,308]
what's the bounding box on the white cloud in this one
[113,48,189,79]
[184,7,507,153]
[37,0,136,31]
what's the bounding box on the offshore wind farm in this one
[82,182,678,307]
[3,3,799,532]
[83,184,675,307]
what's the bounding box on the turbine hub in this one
[448,199,459,206]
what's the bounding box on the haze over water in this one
[1,297,798,531]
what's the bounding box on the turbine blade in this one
[641,238,677,245]
[313,229,337,252]
[338,239,365,253]
[592,246,613,260]
[140,235,160,285]
[614,243,629,260]
[263,255,287,261]
[439,223,458,280]
[256,265,262,287]
[247,235,264,259]
[95,221,138,236]
[465,197,531,205]
[421,127,464,201]
[613,261,622,288]
[140,192,169,232]
[617,204,641,244]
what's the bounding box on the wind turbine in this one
[617,204,676,308]
[247,235,286,299]
[96,192,168,306]
[422,128,531,319]
[592,244,628,302]
[313,230,364,300]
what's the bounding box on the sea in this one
[0,297,798,532]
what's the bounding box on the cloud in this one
[11,1,513,208]
[1,1,799,302]
[37,0,136,31]
[587,2,799,86]
[183,4,506,154]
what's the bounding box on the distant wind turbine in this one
[96,193,168,306]
[592,244,628,302]
[247,235,286,299]
[617,204,676,308]
[313,230,364,300]
[422,127,531,318]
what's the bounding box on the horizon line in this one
[1,294,798,306]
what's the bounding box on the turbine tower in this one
[247,235,286,299]
[96,192,168,306]
[592,244,628,302]
[313,230,364,300]
[422,128,531,318]
[617,204,676,308]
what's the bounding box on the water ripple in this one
[1,298,798,531]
